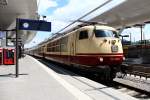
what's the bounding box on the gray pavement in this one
[0,56,77,100]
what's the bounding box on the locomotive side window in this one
[47,42,51,52]
[95,30,118,38]
[79,30,88,40]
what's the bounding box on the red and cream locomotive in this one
[28,24,124,81]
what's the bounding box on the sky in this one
[24,0,150,48]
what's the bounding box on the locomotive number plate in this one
[111,45,118,52]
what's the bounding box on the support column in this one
[15,19,19,77]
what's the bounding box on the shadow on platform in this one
[0,73,29,78]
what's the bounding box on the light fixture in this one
[0,0,8,6]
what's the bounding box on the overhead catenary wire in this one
[37,0,41,13]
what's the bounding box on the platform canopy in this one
[90,0,150,29]
[0,0,38,44]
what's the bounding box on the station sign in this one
[17,18,51,32]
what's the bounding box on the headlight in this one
[99,57,103,62]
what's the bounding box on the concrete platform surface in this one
[0,56,77,100]
[0,55,138,100]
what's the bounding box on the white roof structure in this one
[90,0,150,28]
[0,0,38,44]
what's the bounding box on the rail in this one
[121,64,150,79]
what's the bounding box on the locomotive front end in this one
[86,25,124,81]
[86,25,124,66]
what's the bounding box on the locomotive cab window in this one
[94,30,118,38]
[79,30,88,40]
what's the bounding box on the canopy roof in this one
[0,0,38,43]
[90,0,150,28]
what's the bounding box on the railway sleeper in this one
[127,71,150,79]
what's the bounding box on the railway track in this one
[36,57,150,100]
[113,84,150,100]
[113,78,150,100]
[121,64,150,79]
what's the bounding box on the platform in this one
[0,55,137,100]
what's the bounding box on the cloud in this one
[45,0,109,33]
[38,0,58,15]
[49,20,69,33]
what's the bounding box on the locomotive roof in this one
[31,24,117,49]
[79,25,116,31]
[32,25,117,48]
[45,25,117,43]
[63,25,116,37]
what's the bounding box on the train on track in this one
[27,24,124,81]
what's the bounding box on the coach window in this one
[79,30,88,40]
[61,37,68,52]
[47,42,52,52]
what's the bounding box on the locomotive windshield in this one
[94,30,118,38]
